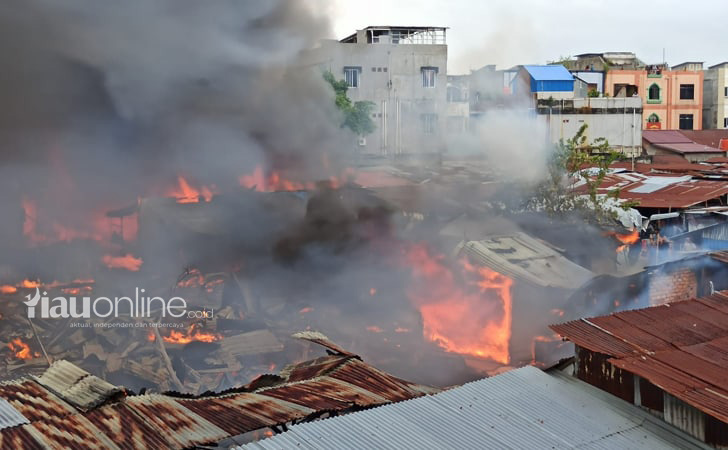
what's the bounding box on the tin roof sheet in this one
[0,338,439,448]
[0,399,28,431]
[459,232,594,288]
[84,403,174,450]
[583,172,728,208]
[34,359,122,411]
[240,366,707,450]
[655,143,725,154]
[643,130,694,144]
[0,379,76,423]
[552,291,728,423]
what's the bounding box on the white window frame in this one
[422,68,437,88]
[344,67,360,88]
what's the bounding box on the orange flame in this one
[22,198,109,245]
[8,338,39,360]
[406,244,513,365]
[102,254,143,271]
[0,285,18,295]
[162,327,220,344]
[530,334,559,366]
[20,279,40,289]
[606,229,640,253]
[169,176,214,203]
[239,167,315,192]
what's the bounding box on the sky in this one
[327,0,728,74]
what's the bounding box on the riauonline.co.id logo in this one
[23,287,212,319]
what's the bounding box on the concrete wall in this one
[703,65,728,129]
[538,97,643,155]
[606,69,704,130]
[312,38,447,155]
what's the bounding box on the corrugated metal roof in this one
[643,130,695,144]
[34,359,122,411]
[0,336,439,448]
[240,366,708,450]
[523,65,574,81]
[85,403,174,449]
[655,143,725,154]
[0,399,28,431]
[551,291,728,424]
[125,394,232,448]
[459,232,594,288]
[581,172,728,208]
[0,379,76,422]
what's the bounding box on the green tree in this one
[323,71,375,136]
[529,124,637,223]
[587,88,599,98]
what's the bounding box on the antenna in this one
[662,48,666,66]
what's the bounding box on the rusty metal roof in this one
[33,359,122,411]
[580,172,728,208]
[551,291,728,423]
[0,334,439,448]
[125,394,229,447]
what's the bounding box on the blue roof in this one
[523,65,574,81]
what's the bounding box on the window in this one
[725,86,728,97]
[421,67,438,88]
[648,83,661,102]
[679,84,694,100]
[647,113,660,123]
[421,113,438,134]
[343,67,360,88]
[679,114,694,130]
[724,117,728,128]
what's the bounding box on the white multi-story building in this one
[309,26,448,155]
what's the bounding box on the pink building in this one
[606,63,704,130]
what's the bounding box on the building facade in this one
[703,62,728,129]
[311,26,448,155]
[605,63,704,130]
[537,97,643,155]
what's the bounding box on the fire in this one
[102,254,143,271]
[8,338,39,360]
[530,334,559,366]
[22,198,109,245]
[0,285,18,295]
[162,327,220,344]
[169,176,214,203]
[405,244,513,365]
[366,325,384,333]
[20,279,40,289]
[605,229,640,253]
[239,167,315,192]
[299,307,313,314]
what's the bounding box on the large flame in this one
[8,338,39,360]
[22,198,109,245]
[405,244,513,365]
[168,176,214,203]
[605,229,640,253]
